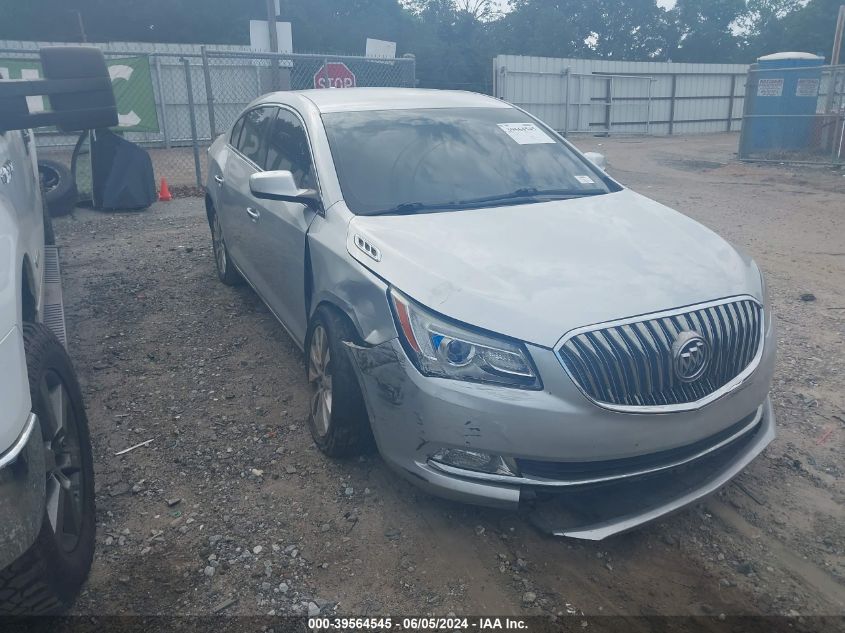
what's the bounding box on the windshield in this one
[322,107,614,216]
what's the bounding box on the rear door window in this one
[264,109,316,189]
[236,106,276,167]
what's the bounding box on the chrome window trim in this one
[0,412,37,470]
[426,404,763,488]
[553,295,766,414]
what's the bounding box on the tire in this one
[38,160,77,217]
[305,306,375,457]
[210,209,243,286]
[0,324,95,615]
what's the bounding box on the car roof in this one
[257,88,511,113]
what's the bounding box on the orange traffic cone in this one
[159,178,173,202]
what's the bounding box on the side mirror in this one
[583,151,607,171]
[249,171,322,210]
[0,47,118,132]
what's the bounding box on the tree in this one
[749,0,843,60]
[580,0,672,59]
[3,0,839,91]
[489,0,672,60]
[0,0,264,44]
[669,0,747,62]
[405,0,498,91]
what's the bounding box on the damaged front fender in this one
[306,212,397,346]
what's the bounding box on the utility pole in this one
[832,5,845,66]
[266,0,279,53]
[266,0,280,90]
[825,6,845,154]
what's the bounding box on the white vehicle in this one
[0,47,117,614]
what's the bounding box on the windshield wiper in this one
[453,187,606,206]
[367,201,464,216]
[366,188,606,216]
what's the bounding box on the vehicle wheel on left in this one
[0,323,95,614]
[305,306,375,457]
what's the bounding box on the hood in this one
[347,189,762,348]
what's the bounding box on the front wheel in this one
[0,324,95,614]
[306,307,374,457]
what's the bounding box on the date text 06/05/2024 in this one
[308,617,529,630]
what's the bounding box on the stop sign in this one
[313,62,357,89]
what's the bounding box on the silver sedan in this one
[206,88,776,540]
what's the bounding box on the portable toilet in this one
[740,52,825,156]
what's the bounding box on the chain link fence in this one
[0,46,415,192]
[201,49,416,141]
[739,64,845,165]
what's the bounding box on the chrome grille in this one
[558,298,763,409]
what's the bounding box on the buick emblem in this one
[672,331,709,382]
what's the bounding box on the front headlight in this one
[389,289,541,389]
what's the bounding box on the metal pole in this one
[727,74,737,132]
[738,66,756,159]
[575,74,582,133]
[266,0,280,53]
[73,10,87,42]
[646,78,653,135]
[825,7,845,150]
[266,0,280,91]
[201,46,216,139]
[668,74,677,135]
[831,5,845,66]
[154,56,171,149]
[182,58,203,189]
[563,67,570,136]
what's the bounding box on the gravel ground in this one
[51,132,844,617]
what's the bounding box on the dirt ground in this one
[51,132,844,618]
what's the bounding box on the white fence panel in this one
[494,55,748,136]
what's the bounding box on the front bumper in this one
[347,334,776,539]
[0,413,45,569]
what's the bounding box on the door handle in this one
[246,207,260,221]
[214,175,224,185]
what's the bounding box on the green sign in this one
[0,55,159,132]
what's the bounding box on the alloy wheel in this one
[40,370,85,553]
[308,324,333,436]
[212,214,227,274]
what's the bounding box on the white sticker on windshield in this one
[497,122,556,145]
[575,175,595,184]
